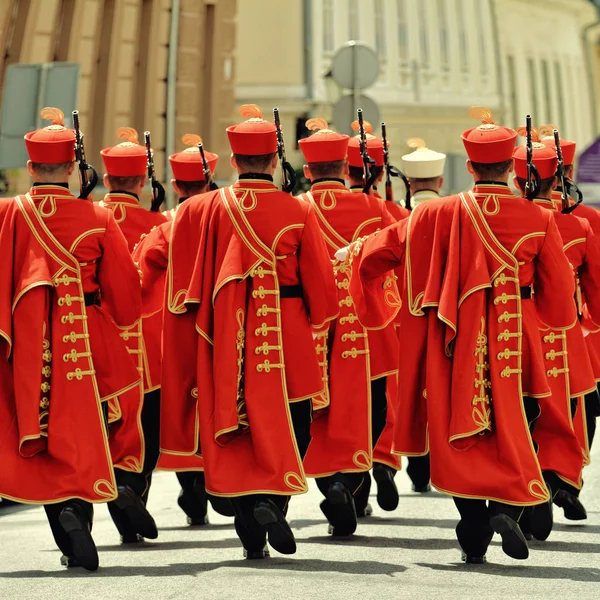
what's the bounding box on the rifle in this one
[72,110,98,199]
[144,131,166,212]
[273,108,296,193]
[381,121,412,210]
[524,115,541,201]
[554,130,569,213]
[357,108,377,194]
[553,129,584,215]
[198,142,218,191]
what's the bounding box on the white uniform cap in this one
[401,138,446,179]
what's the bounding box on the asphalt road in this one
[1,448,599,600]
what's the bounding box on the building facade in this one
[0,0,236,197]
[236,0,600,193]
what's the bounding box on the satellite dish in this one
[331,42,379,91]
[332,94,380,137]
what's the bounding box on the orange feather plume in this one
[468,106,494,124]
[40,107,65,126]
[182,134,202,146]
[306,118,329,131]
[351,120,373,134]
[239,104,263,119]
[516,126,540,142]
[407,138,426,150]
[538,124,559,139]
[117,127,139,144]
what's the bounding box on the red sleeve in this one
[534,213,577,329]
[579,224,600,324]
[132,223,170,315]
[98,211,142,327]
[349,220,407,329]
[298,206,339,328]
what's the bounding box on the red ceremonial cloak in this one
[298,182,400,477]
[349,192,577,504]
[161,183,337,496]
[0,190,144,505]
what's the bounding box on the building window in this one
[474,0,488,75]
[554,60,566,132]
[541,59,552,123]
[437,0,450,71]
[418,0,429,68]
[527,58,539,122]
[397,0,409,63]
[348,0,359,40]
[323,0,334,53]
[457,1,469,72]
[506,55,518,128]
[374,0,387,60]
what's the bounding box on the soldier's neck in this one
[33,181,69,189]
[108,190,140,201]
[311,178,345,186]
[238,173,274,182]
[474,180,509,187]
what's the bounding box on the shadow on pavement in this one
[289,516,457,531]
[158,523,234,532]
[95,537,241,551]
[490,539,600,554]
[416,562,600,582]
[0,559,407,578]
[298,535,458,551]
[552,523,600,535]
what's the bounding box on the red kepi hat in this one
[513,126,558,180]
[169,134,219,182]
[226,104,277,155]
[538,124,577,167]
[461,107,517,163]
[347,120,385,167]
[24,107,76,164]
[101,127,148,176]
[298,118,349,163]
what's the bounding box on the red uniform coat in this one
[349,190,577,504]
[0,186,143,504]
[101,192,167,392]
[132,218,204,472]
[536,197,600,475]
[557,193,600,383]
[161,180,338,496]
[298,181,400,477]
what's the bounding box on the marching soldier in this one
[0,108,144,570]
[133,134,233,525]
[518,127,600,522]
[99,127,167,543]
[540,128,600,505]
[401,138,446,208]
[343,107,577,563]
[296,118,399,535]
[160,105,338,559]
[396,137,448,493]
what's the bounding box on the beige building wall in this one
[234,0,306,170]
[0,0,237,197]
[235,0,600,195]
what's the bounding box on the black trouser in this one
[43,403,109,555]
[177,471,206,491]
[108,388,161,535]
[44,500,94,557]
[406,455,431,489]
[585,387,600,450]
[452,397,540,556]
[317,377,388,505]
[230,399,313,552]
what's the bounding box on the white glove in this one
[335,246,350,262]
